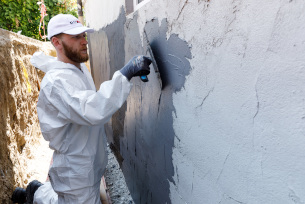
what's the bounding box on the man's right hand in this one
[120,56,152,81]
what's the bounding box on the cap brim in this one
[62,26,94,35]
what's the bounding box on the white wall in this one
[170,1,305,203]
[86,0,305,203]
[84,0,125,30]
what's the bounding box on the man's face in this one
[61,33,89,63]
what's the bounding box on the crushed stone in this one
[105,145,134,204]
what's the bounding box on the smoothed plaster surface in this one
[86,0,305,203]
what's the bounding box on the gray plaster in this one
[122,17,192,204]
[88,9,192,204]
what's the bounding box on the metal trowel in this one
[140,31,163,89]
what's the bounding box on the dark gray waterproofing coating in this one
[88,9,192,204]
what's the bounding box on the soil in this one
[0,28,55,203]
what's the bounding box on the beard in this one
[62,41,89,63]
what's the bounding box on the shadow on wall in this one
[87,8,192,203]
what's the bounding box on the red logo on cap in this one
[70,20,81,24]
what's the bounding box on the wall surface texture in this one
[86,0,305,203]
[0,28,55,203]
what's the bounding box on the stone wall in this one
[0,28,55,203]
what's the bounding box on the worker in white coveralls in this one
[11,14,151,204]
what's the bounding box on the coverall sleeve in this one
[40,71,132,126]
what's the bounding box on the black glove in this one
[120,55,152,81]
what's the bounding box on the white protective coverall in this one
[30,52,132,204]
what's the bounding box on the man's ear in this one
[51,37,62,49]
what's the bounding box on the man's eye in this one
[73,34,86,39]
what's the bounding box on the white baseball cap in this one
[47,14,94,40]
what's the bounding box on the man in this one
[11,14,151,204]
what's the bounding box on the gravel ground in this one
[105,145,134,204]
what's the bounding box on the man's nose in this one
[81,36,88,45]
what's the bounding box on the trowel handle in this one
[140,75,149,82]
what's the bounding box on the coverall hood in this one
[30,51,77,73]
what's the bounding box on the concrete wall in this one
[85,0,305,203]
[0,28,55,203]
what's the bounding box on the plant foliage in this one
[0,0,77,40]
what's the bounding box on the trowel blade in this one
[146,43,163,89]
